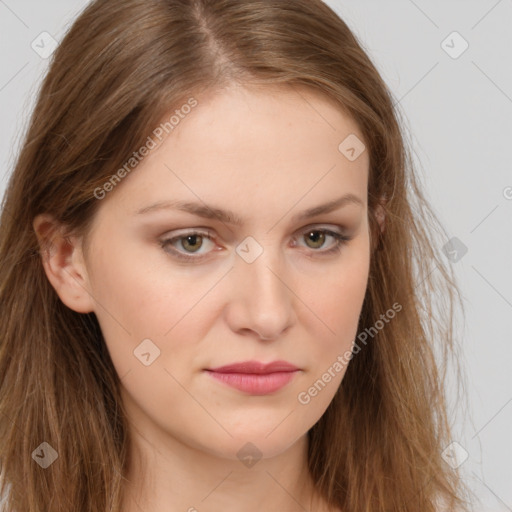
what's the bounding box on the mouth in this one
[204,360,301,395]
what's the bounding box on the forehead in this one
[170,83,364,154]
[100,84,369,221]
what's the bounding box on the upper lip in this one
[206,360,300,374]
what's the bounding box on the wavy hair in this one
[0,0,472,510]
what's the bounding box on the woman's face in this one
[78,84,371,460]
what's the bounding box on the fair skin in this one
[34,84,384,512]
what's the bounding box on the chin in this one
[195,427,307,463]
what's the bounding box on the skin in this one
[34,83,384,512]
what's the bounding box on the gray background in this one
[1,1,511,510]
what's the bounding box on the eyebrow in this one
[135,193,364,226]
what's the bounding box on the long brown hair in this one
[0,0,472,510]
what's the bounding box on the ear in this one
[374,198,386,233]
[32,214,95,314]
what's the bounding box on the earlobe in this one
[32,214,95,314]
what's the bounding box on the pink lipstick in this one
[204,360,300,394]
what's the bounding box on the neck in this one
[121,425,331,512]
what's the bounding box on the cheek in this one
[87,236,192,332]
[304,246,370,350]
[294,262,369,417]
[87,242,216,382]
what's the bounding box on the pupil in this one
[307,231,324,248]
[184,235,201,252]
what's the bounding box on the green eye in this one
[160,230,214,261]
[298,229,351,255]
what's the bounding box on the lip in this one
[208,360,300,374]
[204,360,300,394]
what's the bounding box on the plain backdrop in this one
[1,1,511,511]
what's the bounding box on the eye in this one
[293,227,352,256]
[159,226,352,263]
[159,230,216,261]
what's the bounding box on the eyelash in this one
[159,227,352,263]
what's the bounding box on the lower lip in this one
[205,370,299,394]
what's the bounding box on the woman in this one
[0,0,472,510]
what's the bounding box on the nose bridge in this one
[242,238,287,300]
[250,250,285,297]
[232,236,293,336]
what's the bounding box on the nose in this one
[224,245,295,341]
